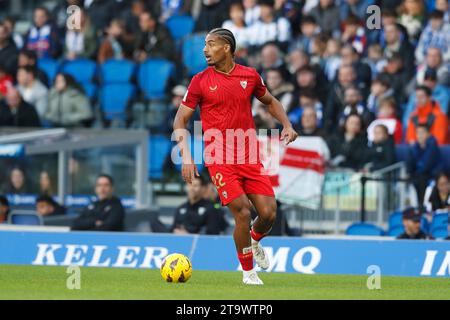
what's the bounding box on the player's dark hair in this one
[208,28,236,54]
[97,174,114,186]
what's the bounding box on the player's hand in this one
[182,163,200,184]
[280,126,298,145]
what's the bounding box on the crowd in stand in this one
[0,0,449,229]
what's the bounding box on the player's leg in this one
[227,195,263,285]
[247,194,276,270]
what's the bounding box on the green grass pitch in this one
[0,265,449,300]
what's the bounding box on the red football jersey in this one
[182,63,267,166]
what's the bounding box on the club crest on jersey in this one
[222,191,228,199]
[209,85,218,91]
[240,80,247,89]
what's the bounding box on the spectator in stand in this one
[382,23,415,73]
[414,47,450,88]
[340,14,367,54]
[72,174,125,231]
[97,19,126,64]
[286,49,310,82]
[396,207,428,239]
[397,0,426,42]
[340,0,372,21]
[338,86,374,129]
[295,64,327,105]
[35,195,66,216]
[379,53,413,104]
[134,10,176,62]
[63,8,97,60]
[436,0,449,22]
[0,195,10,223]
[24,7,61,59]
[363,124,396,172]
[0,21,18,76]
[44,73,93,127]
[0,64,13,99]
[309,34,328,66]
[370,9,408,47]
[18,49,49,87]
[405,85,448,145]
[264,67,294,112]
[339,45,372,97]
[328,113,368,170]
[367,98,403,144]
[363,44,387,80]
[309,0,341,37]
[295,105,326,137]
[16,66,48,118]
[423,172,450,213]
[0,88,41,127]
[222,3,250,49]
[195,0,229,32]
[323,38,342,82]
[288,90,324,130]
[2,167,31,195]
[324,64,357,133]
[244,0,261,26]
[84,0,116,32]
[246,1,292,50]
[415,10,450,64]
[3,16,24,50]
[366,75,395,114]
[151,0,188,23]
[403,68,450,126]
[121,0,147,37]
[406,123,444,205]
[39,170,54,196]
[288,15,320,55]
[257,42,289,80]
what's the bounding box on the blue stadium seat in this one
[148,135,172,179]
[431,227,449,239]
[81,82,97,100]
[100,83,135,120]
[166,15,195,41]
[60,58,97,83]
[387,225,405,237]
[138,59,175,100]
[441,145,450,170]
[8,211,43,226]
[182,33,208,76]
[100,59,136,84]
[37,57,58,85]
[346,223,385,236]
[388,211,403,229]
[174,136,204,173]
[430,213,448,234]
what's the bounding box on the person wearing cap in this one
[405,85,448,145]
[35,195,66,216]
[396,208,428,240]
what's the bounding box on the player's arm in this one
[257,91,298,145]
[173,104,200,184]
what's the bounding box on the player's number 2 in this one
[211,172,226,188]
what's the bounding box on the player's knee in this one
[260,203,277,225]
[234,206,251,225]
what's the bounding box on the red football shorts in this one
[207,163,275,206]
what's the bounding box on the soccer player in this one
[173,28,297,285]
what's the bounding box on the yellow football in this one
[160,253,192,283]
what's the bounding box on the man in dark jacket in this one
[406,124,444,207]
[0,88,41,127]
[364,124,396,171]
[72,174,125,231]
[135,10,175,62]
[0,22,18,76]
[396,207,427,240]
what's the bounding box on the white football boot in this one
[242,269,264,285]
[252,238,270,270]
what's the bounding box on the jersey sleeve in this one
[253,69,267,99]
[181,75,202,109]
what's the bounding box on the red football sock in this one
[250,229,266,242]
[237,251,254,271]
